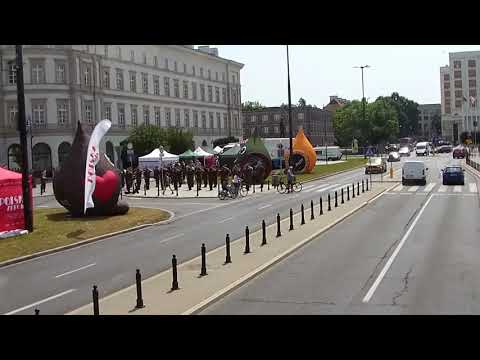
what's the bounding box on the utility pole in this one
[15,45,33,232]
[286,45,293,167]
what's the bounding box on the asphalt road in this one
[201,153,480,314]
[1,160,400,315]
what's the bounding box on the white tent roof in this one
[139,148,179,160]
[213,146,223,154]
[194,146,213,157]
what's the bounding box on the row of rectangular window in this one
[104,46,235,83]
[453,60,477,69]
[7,60,66,85]
[249,113,304,123]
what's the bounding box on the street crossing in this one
[390,182,478,194]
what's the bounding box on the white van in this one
[314,146,343,161]
[402,160,428,186]
[415,142,430,156]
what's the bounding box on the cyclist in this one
[232,173,242,196]
[287,166,294,193]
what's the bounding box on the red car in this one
[453,147,467,159]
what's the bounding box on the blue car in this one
[442,166,465,185]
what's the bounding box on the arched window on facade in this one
[58,142,71,168]
[32,142,52,173]
[7,144,22,171]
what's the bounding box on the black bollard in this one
[225,234,232,264]
[261,183,263,192]
[341,188,344,204]
[310,200,314,220]
[171,255,179,291]
[144,185,146,196]
[276,213,281,237]
[268,180,270,191]
[366,178,369,191]
[200,243,207,276]
[357,182,360,196]
[120,189,123,200]
[289,208,294,230]
[352,184,355,198]
[301,204,305,225]
[244,226,250,254]
[328,193,332,211]
[320,197,323,215]
[157,185,160,197]
[135,269,145,309]
[261,220,267,246]
[35,309,40,315]
[92,285,99,315]
[347,186,350,201]
[362,180,365,193]
[335,191,338,207]
[253,183,256,193]
[176,186,179,197]
[197,183,199,197]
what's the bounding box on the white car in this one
[399,146,410,157]
[402,160,428,186]
[415,142,431,156]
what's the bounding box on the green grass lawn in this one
[266,158,368,183]
[0,207,171,263]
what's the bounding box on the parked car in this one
[453,146,467,159]
[365,157,387,174]
[399,146,411,157]
[442,166,465,185]
[402,160,428,186]
[415,141,431,156]
[388,151,400,162]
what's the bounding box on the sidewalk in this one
[67,181,395,315]
[32,182,54,197]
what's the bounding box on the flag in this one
[84,119,111,214]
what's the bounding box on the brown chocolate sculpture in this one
[53,122,129,217]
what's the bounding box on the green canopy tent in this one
[218,144,241,167]
[179,149,195,161]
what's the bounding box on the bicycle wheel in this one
[277,183,287,194]
[293,182,303,192]
[240,185,249,197]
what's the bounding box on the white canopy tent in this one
[138,148,179,169]
[193,147,214,157]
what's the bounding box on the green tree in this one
[377,92,420,137]
[126,124,168,157]
[298,98,306,107]
[167,128,194,154]
[242,101,266,111]
[333,99,398,146]
[213,136,239,148]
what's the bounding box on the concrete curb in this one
[0,209,175,270]
[183,182,398,315]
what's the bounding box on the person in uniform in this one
[143,167,151,190]
[153,166,160,189]
[134,167,142,194]
[202,163,208,188]
[194,164,203,191]
[212,165,218,188]
[186,161,195,190]
[220,164,231,190]
[125,167,133,193]
[245,163,254,192]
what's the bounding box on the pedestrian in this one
[245,163,254,192]
[220,164,231,190]
[232,173,242,196]
[212,165,218,188]
[202,164,208,188]
[153,166,160,189]
[287,166,294,193]
[40,169,47,194]
[208,166,214,191]
[186,161,195,190]
[143,167,151,190]
[125,167,133,193]
[134,167,142,194]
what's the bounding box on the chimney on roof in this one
[198,45,219,56]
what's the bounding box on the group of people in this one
[121,159,262,196]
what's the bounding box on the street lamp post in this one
[354,65,370,157]
[159,145,165,193]
[15,45,33,232]
[286,45,293,168]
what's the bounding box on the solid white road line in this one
[469,183,478,193]
[55,263,96,279]
[218,216,233,224]
[438,185,448,192]
[258,204,272,210]
[362,194,434,303]
[453,185,462,192]
[424,183,436,192]
[4,289,76,315]
[158,233,184,244]
[408,186,419,192]
[393,184,403,192]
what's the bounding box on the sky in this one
[207,45,480,107]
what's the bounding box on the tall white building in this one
[0,45,244,173]
[440,51,480,143]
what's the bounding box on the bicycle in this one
[277,177,303,194]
